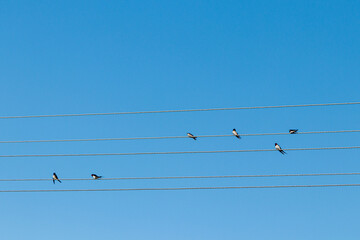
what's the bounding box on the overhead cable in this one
[1,172,360,182]
[0,130,359,144]
[1,183,360,192]
[0,146,359,158]
[0,102,359,119]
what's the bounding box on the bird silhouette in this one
[91,174,102,180]
[275,143,286,155]
[187,133,197,140]
[52,172,61,184]
[232,129,240,139]
[289,129,298,134]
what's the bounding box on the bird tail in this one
[236,135,240,139]
[58,179,62,183]
[193,137,197,140]
[53,179,55,184]
[280,150,286,154]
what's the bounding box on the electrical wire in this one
[1,183,360,192]
[0,102,359,119]
[0,130,359,144]
[0,146,359,158]
[1,172,360,182]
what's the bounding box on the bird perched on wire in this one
[232,128,241,139]
[289,129,298,134]
[91,174,102,180]
[52,172,61,184]
[275,143,286,155]
[187,133,197,140]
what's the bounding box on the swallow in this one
[52,172,61,184]
[232,128,241,139]
[275,143,286,154]
[91,174,102,180]
[289,129,298,134]
[187,133,197,140]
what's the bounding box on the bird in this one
[289,129,298,134]
[187,133,197,140]
[232,128,241,139]
[52,172,61,184]
[91,174,102,180]
[275,143,286,154]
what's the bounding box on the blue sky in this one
[1,0,360,239]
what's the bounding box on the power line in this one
[2,183,360,192]
[0,130,359,144]
[2,172,360,182]
[1,102,359,119]
[0,146,359,158]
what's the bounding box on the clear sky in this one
[1,0,360,239]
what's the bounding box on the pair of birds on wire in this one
[187,129,241,140]
[187,129,299,155]
[275,129,298,154]
[52,173,102,184]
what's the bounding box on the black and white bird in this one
[232,129,240,139]
[275,143,286,155]
[91,174,102,180]
[289,129,298,134]
[187,133,197,140]
[52,172,61,184]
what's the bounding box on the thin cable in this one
[0,130,359,143]
[2,172,360,182]
[2,183,360,192]
[0,102,359,119]
[0,146,359,158]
